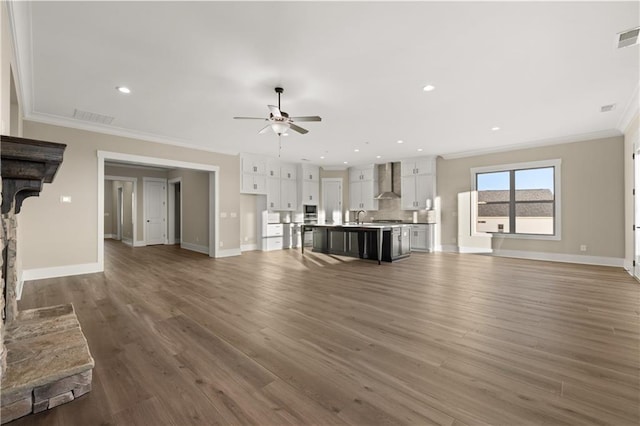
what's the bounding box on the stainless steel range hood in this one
[375,163,400,200]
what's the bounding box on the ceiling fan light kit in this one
[234,87,321,136]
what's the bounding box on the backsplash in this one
[357,198,432,222]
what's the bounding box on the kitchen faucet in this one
[356,210,366,225]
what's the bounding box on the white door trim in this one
[321,178,343,225]
[168,177,182,245]
[104,175,138,245]
[143,177,168,245]
[97,151,220,273]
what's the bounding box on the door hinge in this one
[634,189,636,196]
[634,153,636,160]
[634,260,636,267]
[634,224,636,231]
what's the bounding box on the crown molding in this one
[24,112,240,157]
[440,128,622,160]
[617,83,639,133]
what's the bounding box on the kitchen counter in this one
[301,223,411,264]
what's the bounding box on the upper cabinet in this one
[241,153,267,194]
[349,165,378,211]
[401,158,434,176]
[298,164,320,206]
[401,156,436,210]
[265,161,298,211]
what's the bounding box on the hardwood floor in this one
[12,240,640,425]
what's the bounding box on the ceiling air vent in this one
[600,104,616,113]
[617,27,639,49]
[73,108,115,124]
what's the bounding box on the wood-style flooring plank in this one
[11,240,640,425]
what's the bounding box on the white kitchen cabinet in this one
[410,224,434,252]
[300,164,319,182]
[242,154,266,175]
[280,179,297,210]
[301,180,319,205]
[401,156,436,210]
[401,157,434,176]
[281,163,297,180]
[297,164,320,207]
[241,153,267,194]
[266,160,281,178]
[402,174,435,210]
[267,178,281,210]
[266,162,298,211]
[348,165,378,211]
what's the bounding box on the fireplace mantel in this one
[1,135,66,214]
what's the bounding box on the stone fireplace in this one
[0,135,94,423]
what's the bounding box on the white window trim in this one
[470,159,561,241]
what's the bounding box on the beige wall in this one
[624,112,639,270]
[437,136,625,259]
[19,121,240,269]
[240,194,258,246]
[168,168,210,249]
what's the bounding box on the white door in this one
[322,179,343,224]
[144,179,166,245]
[635,147,640,279]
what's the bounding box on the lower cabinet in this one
[410,224,434,252]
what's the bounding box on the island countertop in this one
[301,223,411,264]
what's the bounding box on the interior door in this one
[144,179,166,245]
[116,187,123,240]
[322,179,343,224]
[635,147,640,279]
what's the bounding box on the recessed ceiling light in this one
[423,84,435,92]
[417,148,423,152]
[116,86,131,94]
[491,126,501,131]
[376,155,382,159]
[397,140,404,144]
[343,161,348,164]
[354,149,360,152]
[320,156,325,159]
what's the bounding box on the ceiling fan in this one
[234,87,321,136]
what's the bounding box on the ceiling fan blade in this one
[233,117,267,120]
[258,124,272,134]
[290,116,322,122]
[289,123,309,134]
[268,105,282,118]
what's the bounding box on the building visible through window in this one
[475,166,556,236]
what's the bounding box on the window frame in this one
[470,159,561,241]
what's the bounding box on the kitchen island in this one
[301,224,411,264]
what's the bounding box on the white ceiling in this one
[11,1,640,166]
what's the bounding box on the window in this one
[471,159,561,240]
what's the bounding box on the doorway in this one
[116,187,123,241]
[168,178,182,245]
[321,178,343,225]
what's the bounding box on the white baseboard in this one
[241,243,258,252]
[104,234,115,239]
[134,240,146,247]
[491,249,624,267]
[217,248,242,258]
[20,262,103,299]
[623,259,634,275]
[121,238,133,246]
[181,242,209,254]
[17,270,24,300]
[440,244,458,253]
[459,246,493,254]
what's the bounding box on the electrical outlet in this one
[219,241,224,248]
[580,245,587,252]
[244,236,248,242]
[196,236,200,242]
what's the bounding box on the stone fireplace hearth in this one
[0,135,94,423]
